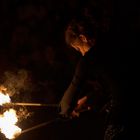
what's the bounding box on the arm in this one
[60,58,86,116]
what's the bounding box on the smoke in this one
[0,69,34,120]
[1,69,33,102]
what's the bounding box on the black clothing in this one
[60,45,125,140]
[60,46,112,113]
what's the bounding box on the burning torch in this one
[0,90,59,140]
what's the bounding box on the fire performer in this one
[59,14,124,140]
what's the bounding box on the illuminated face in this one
[70,38,91,56]
[71,42,89,56]
[67,31,93,56]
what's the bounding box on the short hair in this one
[65,15,98,46]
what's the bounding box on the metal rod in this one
[21,118,60,134]
[21,109,91,135]
[20,109,93,136]
[5,103,59,107]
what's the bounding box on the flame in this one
[0,90,22,139]
[0,91,11,105]
[0,109,22,139]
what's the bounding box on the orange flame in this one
[0,90,22,139]
[0,109,22,139]
[0,91,11,105]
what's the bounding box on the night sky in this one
[0,0,139,140]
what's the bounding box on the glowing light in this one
[0,91,11,105]
[0,90,21,139]
[0,109,22,139]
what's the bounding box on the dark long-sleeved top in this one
[60,46,114,113]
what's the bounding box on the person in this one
[59,15,125,140]
[59,15,109,117]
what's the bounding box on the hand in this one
[75,96,88,111]
[71,96,91,118]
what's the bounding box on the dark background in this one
[0,0,139,140]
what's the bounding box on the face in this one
[70,37,91,56]
[71,41,89,56]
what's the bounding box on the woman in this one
[59,15,110,117]
[59,15,124,140]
